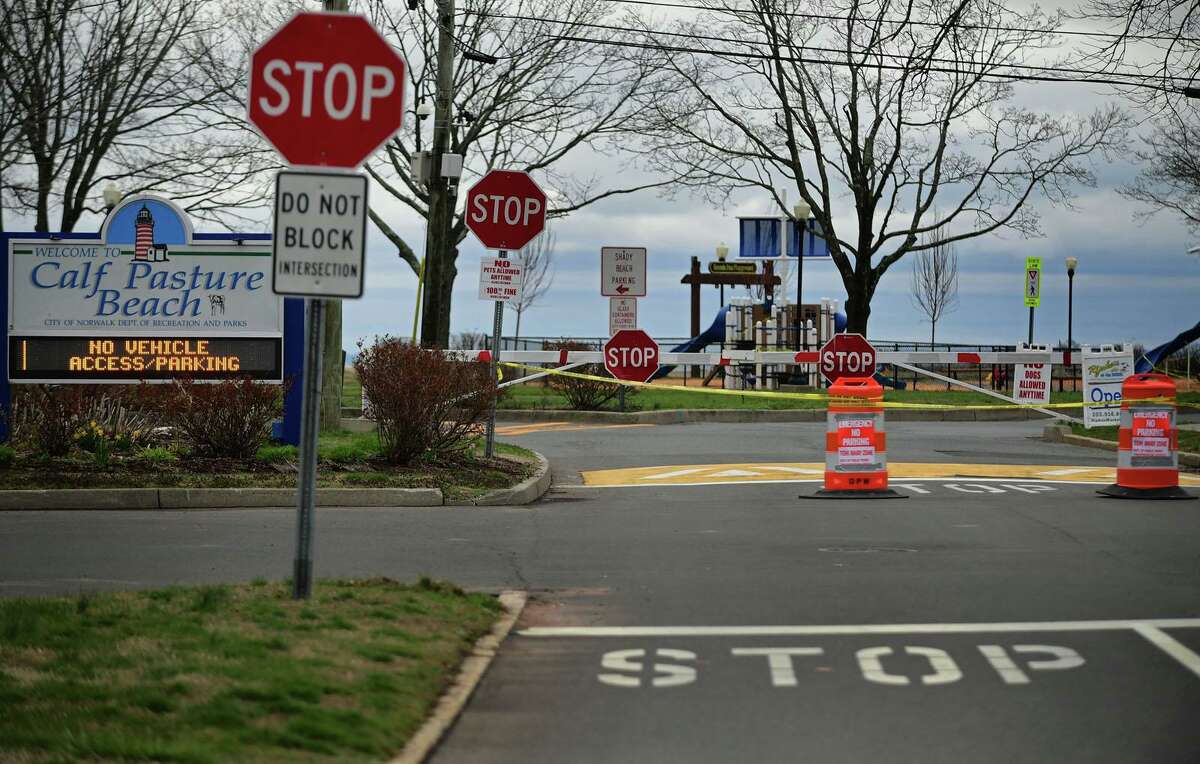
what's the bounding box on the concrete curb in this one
[1042,425,1200,468]
[466,451,552,507]
[389,590,527,764]
[494,407,1052,425]
[0,449,552,510]
[0,487,444,511]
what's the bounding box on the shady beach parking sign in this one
[6,196,284,382]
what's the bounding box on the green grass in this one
[497,383,1086,412]
[343,367,362,410]
[0,578,500,763]
[1071,423,1200,454]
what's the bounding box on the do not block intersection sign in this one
[272,171,367,298]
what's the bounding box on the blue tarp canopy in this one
[738,217,831,259]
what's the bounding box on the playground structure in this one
[674,254,849,388]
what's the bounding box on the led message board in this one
[9,336,282,381]
[6,196,284,383]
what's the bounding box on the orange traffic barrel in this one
[805,376,903,499]
[1098,374,1196,500]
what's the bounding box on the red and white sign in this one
[1013,362,1051,404]
[249,13,407,168]
[478,256,524,302]
[819,334,876,383]
[1131,410,1172,457]
[603,329,659,383]
[601,247,647,297]
[836,417,877,466]
[609,297,638,334]
[465,170,547,251]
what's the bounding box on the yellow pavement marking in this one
[496,422,657,436]
[580,462,1200,487]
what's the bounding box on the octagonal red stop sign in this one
[465,170,547,251]
[248,13,406,167]
[604,329,660,383]
[819,333,876,383]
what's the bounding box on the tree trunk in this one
[515,305,523,341]
[842,271,874,336]
[930,323,936,346]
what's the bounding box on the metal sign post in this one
[484,251,507,458]
[293,298,325,599]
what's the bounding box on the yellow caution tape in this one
[500,362,1192,411]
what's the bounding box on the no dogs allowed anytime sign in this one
[272,171,367,298]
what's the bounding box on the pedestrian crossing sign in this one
[1024,256,1042,307]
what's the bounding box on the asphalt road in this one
[2,420,1198,762]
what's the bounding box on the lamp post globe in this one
[102,184,122,213]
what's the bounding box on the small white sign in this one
[272,171,367,299]
[1082,344,1134,428]
[609,297,638,334]
[478,255,524,302]
[1013,343,1052,405]
[601,246,647,297]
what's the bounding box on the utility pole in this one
[318,0,349,429]
[420,0,457,347]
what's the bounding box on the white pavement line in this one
[1132,623,1200,680]
[637,468,709,481]
[1038,468,1097,476]
[518,618,1200,638]
[390,590,527,764]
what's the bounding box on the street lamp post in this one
[1066,256,1077,392]
[792,201,812,355]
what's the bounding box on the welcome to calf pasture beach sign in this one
[6,196,284,382]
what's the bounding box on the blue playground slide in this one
[1135,320,1200,374]
[651,306,730,380]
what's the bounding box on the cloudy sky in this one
[347,123,1199,352]
[336,1,1199,352]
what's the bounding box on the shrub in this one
[156,378,284,459]
[0,445,15,468]
[10,385,96,457]
[354,336,496,465]
[545,340,636,410]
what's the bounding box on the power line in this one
[541,31,1181,92]
[589,0,1186,44]
[475,11,1182,83]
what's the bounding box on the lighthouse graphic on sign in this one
[133,205,170,262]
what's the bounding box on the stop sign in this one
[248,13,406,167]
[604,329,660,383]
[465,170,547,251]
[819,333,876,383]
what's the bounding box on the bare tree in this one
[0,0,279,232]
[909,231,958,344]
[1077,0,1200,229]
[1122,113,1200,229]
[634,0,1129,335]
[507,227,555,340]
[365,0,675,346]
